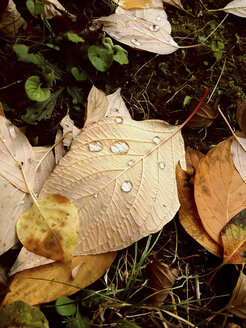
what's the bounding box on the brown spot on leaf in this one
[53,194,70,204]
[202,185,211,197]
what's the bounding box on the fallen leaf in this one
[116,0,172,35]
[231,137,246,184]
[151,255,179,306]
[221,208,246,264]
[186,99,219,129]
[95,13,179,55]
[39,87,186,255]
[236,99,246,136]
[226,271,246,319]
[194,138,246,245]
[185,146,204,176]
[112,0,154,9]
[0,0,27,36]
[106,88,132,118]
[176,163,222,257]
[0,116,36,193]
[16,194,79,263]
[164,0,184,10]
[0,300,49,327]
[223,0,246,18]
[43,0,76,21]
[60,115,81,148]
[3,252,116,305]
[55,129,66,164]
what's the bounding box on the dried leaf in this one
[231,137,246,184]
[95,14,179,55]
[151,255,179,306]
[223,0,246,18]
[112,0,154,9]
[16,194,79,263]
[60,115,81,148]
[106,88,131,118]
[236,99,246,135]
[0,116,36,193]
[3,252,116,305]
[187,99,219,129]
[55,129,66,164]
[221,208,246,264]
[227,271,246,319]
[0,0,27,36]
[176,163,222,257]
[194,138,246,245]
[116,0,172,34]
[164,0,184,10]
[185,146,204,176]
[44,0,76,21]
[39,87,186,255]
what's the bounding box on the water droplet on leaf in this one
[159,162,165,169]
[128,160,135,166]
[110,32,126,40]
[149,25,160,32]
[111,141,129,154]
[153,136,162,144]
[121,181,133,192]
[94,193,98,198]
[156,15,162,21]
[89,141,103,152]
[131,39,141,47]
[115,117,123,124]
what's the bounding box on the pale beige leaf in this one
[227,271,246,318]
[164,0,184,10]
[95,14,179,55]
[106,88,131,118]
[116,0,172,34]
[223,0,246,17]
[33,146,56,194]
[39,115,186,255]
[231,137,246,184]
[44,0,76,21]
[84,86,108,128]
[60,115,81,148]
[55,129,66,164]
[0,0,27,36]
[0,116,36,193]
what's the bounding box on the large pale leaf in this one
[0,116,36,193]
[194,138,246,245]
[39,88,186,255]
[116,0,172,34]
[106,88,131,118]
[223,0,246,18]
[95,14,179,55]
[231,137,246,184]
[16,194,79,263]
[226,271,246,318]
[3,252,116,305]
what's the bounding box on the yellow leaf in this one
[112,0,154,10]
[16,194,79,263]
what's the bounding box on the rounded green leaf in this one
[55,296,76,316]
[25,76,51,102]
[67,33,84,43]
[71,67,87,81]
[88,46,113,72]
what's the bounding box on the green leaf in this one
[0,300,49,328]
[56,296,76,317]
[46,43,60,51]
[13,44,40,66]
[67,33,84,43]
[71,67,87,81]
[88,46,113,72]
[102,36,114,52]
[113,45,128,65]
[26,0,43,16]
[183,96,192,107]
[21,88,64,124]
[67,86,83,105]
[25,76,51,102]
[66,313,91,328]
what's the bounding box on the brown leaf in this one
[237,99,246,136]
[194,138,246,245]
[221,208,246,264]
[176,163,222,257]
[187,99,219,129]
[227,271,246,319]
[151,255,179,306]
[2,252,116,305]
[39,87,186,255]
[185,146,204,177]
[0,0,26,36]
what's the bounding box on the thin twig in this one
[207,59,226,103]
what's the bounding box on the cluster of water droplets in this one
[130,21,160,48]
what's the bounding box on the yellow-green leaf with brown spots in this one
[16,194,79,264]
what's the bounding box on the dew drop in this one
[152,197,156,201]
[94,193,98,198]
[131,39,141,47]
[156,15,162,21]
[9,124,16,140]
[149,24,160,32]
[110,31,126,40]
[37,259,40,262]
[20,200,25,205]
[153,136,162,144]
[121,181,133,192]
[115,117,123,124]
[88,141,103,152]
[128,160,135,166]
[159,162,165,169]
[111,141,129,154]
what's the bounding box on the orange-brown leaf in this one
[176,163,222,257]
[2,252,116,305]
[185,146,204,177]
[194,138,246,245]
[187,99,219,129]
[221,208,246,264]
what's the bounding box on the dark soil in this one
[0,0,246,327]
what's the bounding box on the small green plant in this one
[25,76,51,102]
